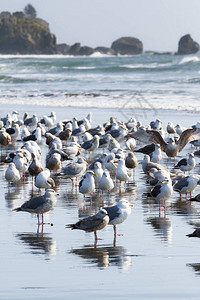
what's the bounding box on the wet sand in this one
[1,104,200,299]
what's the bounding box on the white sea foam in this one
[1,92,200,112]
[179,56,200,64]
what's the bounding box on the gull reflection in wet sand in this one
[15,227,56,260]
[69,245,133,270]
[146,216,172,244]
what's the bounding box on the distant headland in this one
[0,5,199,56]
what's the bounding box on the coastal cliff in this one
[0,11,57,54]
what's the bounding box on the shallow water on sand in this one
[1,104,200,299]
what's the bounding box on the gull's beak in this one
[93,173,98,177]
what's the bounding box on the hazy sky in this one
[1,0,200,52]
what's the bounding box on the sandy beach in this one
[1,103,200,299]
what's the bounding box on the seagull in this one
[62,142,81,158]
[81,135,100,152]
[93,162,103,188]
[13,189,58,226]
[28,153,43,177]
[99,134,111,149]
[150,119,162,130]
[147,179,173,201]
[6,123,20,143]
[5,162,21,184]
[190,139,200,147]
[142,155,167,175]
[186,229,200,238]
[47,121,64,136]
[82,132,93,142]
[0,128,11,146]
[131,127,199,158]
[175,124,183,136]
[66,208,109,242]
[13,152,28,173]
[173,175,200,199]
[72,124,86,137]
[103,199,132,237]
[134,143,156,155]
[79,171,97,196]
[48,143,71,161]
[189,194,200,202]
[98,170,114,193]
[116,159,131,183]
[61,157,87,184]
[166,122,176,135]
[22,141,41,160]
[125,152,138,170]
[22,125,42,143]
[35,170,55,190]
[105,153,117,175]
[24,114,38,128]
[174,153,196,173]
[125,137,136,151]
[40,111,56,128]
[147,168,171,186]
[46,153,61,173]
[108,136,120,152]
[149,144,162,163]
[58,128,72,142]
[110,125,127,141]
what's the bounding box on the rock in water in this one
[177,34,200,55]
[111,36,143,55]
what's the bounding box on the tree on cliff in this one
[24,4,37,18]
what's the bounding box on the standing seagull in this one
[103,199,132,237]
[66,208,109,242]
[5,162,21,184]
[174,153,196,173]
[173,175,200,199]
[79,171,97,196]
[147,179,173,202]
[98,170,114,193]
[13,189,58,226]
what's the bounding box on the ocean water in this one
[1,53,200,111]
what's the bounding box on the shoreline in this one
[1,103,199,129]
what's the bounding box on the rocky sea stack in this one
[177,34,200,55]
[111,36,143,55]
[0,11,57,54]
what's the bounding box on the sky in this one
[1,0,200,52]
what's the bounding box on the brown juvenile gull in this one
[13,189,58,226]
[28,153,43,177]
[46,153,61,173]
[66,208,109,242]
[125,152,138,170]
[0,128,11,146]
